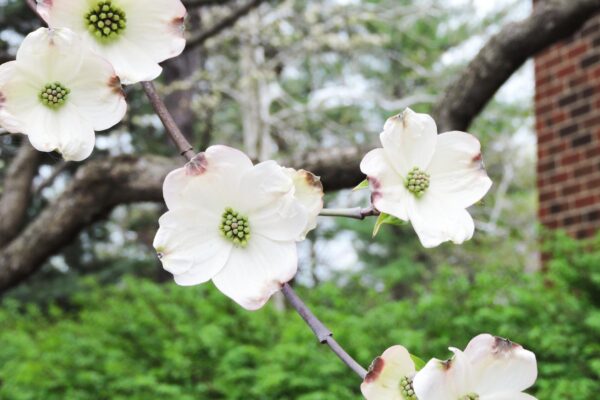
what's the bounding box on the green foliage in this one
[0,232,598,399]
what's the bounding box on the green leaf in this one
[410,354,426,371]
[353,179,369,191]
[372,213,406,237]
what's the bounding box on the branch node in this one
[281,283,366,378]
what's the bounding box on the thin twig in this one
[281,283,367,379]
[141,81,196,161]
[186,0,269,49]
[184,0,235,7]
[319,206,378,220]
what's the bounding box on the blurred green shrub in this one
[0,232,598,399]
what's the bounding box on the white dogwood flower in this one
[154,145,319,310]
[413,334,538,400]
[361,345,418,400]
[360,108,492,248]
[283,168,324,239]
[0,27,126,161]
[37,0,187,84]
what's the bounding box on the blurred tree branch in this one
[0,155,175,289]
[433,0,600,131]
[183,0,235,7]
[186,0,271,49]
[0,141,40,246]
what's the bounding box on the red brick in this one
[575,164,594,176]
[569,75,587,87]
[536,102,553,115]
[590,176,600,188]
[586,146,600,158]
[538,132,554,144]
[557,64,577,78]
[561,183,581,196]
[580,86,595,98]
[571,103,591,118]
[551,110,567,124]
[540,190,557,202]
[536,74,552,86]
[583,114,600,127]
[569,42,589,58]
[575,195,596,208]
[563,214,583,226]
[553,172,569,183]
[548,142,567,155]
[581,53,600,69]
[561,152,581,166]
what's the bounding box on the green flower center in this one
[220,208,251,247]
[459,394,479,400]
[85,0,127,42]
[400,376,417,400]
[39,82,70,109]
[405,167,430,198]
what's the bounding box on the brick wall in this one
[535,15,600,239]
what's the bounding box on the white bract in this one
[0,27,126,161]
[153,145,323,310]
[361,345,418,400]
[413,334,538,400]
[282,167,324,239]
[38,0,187,84]
[360,108,492,248]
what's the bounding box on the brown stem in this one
[141,81,196,161]
[319,206,378,220]
[281,283,367,379]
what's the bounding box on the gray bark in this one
[433,0,600,132]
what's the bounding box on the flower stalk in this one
[141,81,196,161]
[319,206,379,220]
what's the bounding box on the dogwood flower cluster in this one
[362,334,538,400]
[153,145,323,310]
[0,0,186,160]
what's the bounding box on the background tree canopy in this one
[0,0,598,398]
